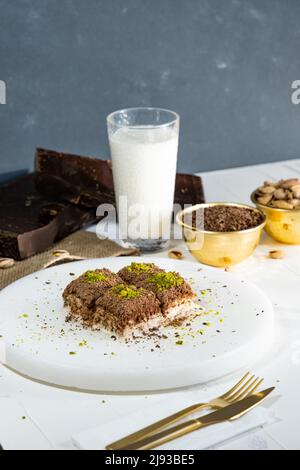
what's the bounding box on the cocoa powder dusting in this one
[192,205,264,232]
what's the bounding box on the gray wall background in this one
[1,0,300,174]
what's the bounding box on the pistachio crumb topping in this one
[84,270,108,284]
[112,284,141,299]
[147,272,184,291]
[127,262,155,273]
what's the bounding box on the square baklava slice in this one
[139,271,196,323]
[63,268,122,322]
[118,262,164,285]
[93,284,162,337]
[119,263,196,325]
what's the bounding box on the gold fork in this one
[106,372,263,450]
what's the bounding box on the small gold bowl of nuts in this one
[176,203,266,267]
[251,178,300,244]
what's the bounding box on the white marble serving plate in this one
[0,257,274,392]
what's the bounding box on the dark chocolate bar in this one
[35,148,205,208]
[174,173,205,207]
[0,174,96,260]
[35,148,115,207]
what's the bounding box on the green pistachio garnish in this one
[147,272,184,291]
[112,284,141,299]
[127,262,155,273]
[85,270,108,284]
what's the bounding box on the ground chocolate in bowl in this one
[191,205,264,232]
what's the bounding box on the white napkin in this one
[0,398,55,450]
[72,392,273,451]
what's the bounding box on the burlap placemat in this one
[0,231,138,290]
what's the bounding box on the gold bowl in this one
[251,192,300,244]
[176,203,266,267]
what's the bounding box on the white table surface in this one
[1,158,300,450]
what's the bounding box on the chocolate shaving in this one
[192,205,264,232]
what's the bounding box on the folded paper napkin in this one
[0,231,138,290]
[72,389,273,451]
[0,398,55,450]
[0,384,276,450]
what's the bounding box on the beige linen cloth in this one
[0,231,138,290]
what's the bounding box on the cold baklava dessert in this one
[63,263,197,338]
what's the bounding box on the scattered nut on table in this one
[268,250,284,259]
[253,178,300,209]
[52,250,70,257]
[44,254,85,269]
[168,250,183,260]
[0,258,15,269]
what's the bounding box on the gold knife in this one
[113,387,274,451]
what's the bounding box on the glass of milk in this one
[107,107,180,251]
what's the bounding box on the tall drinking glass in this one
[107,107,180,251]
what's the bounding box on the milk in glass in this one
[109,125,178,243]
